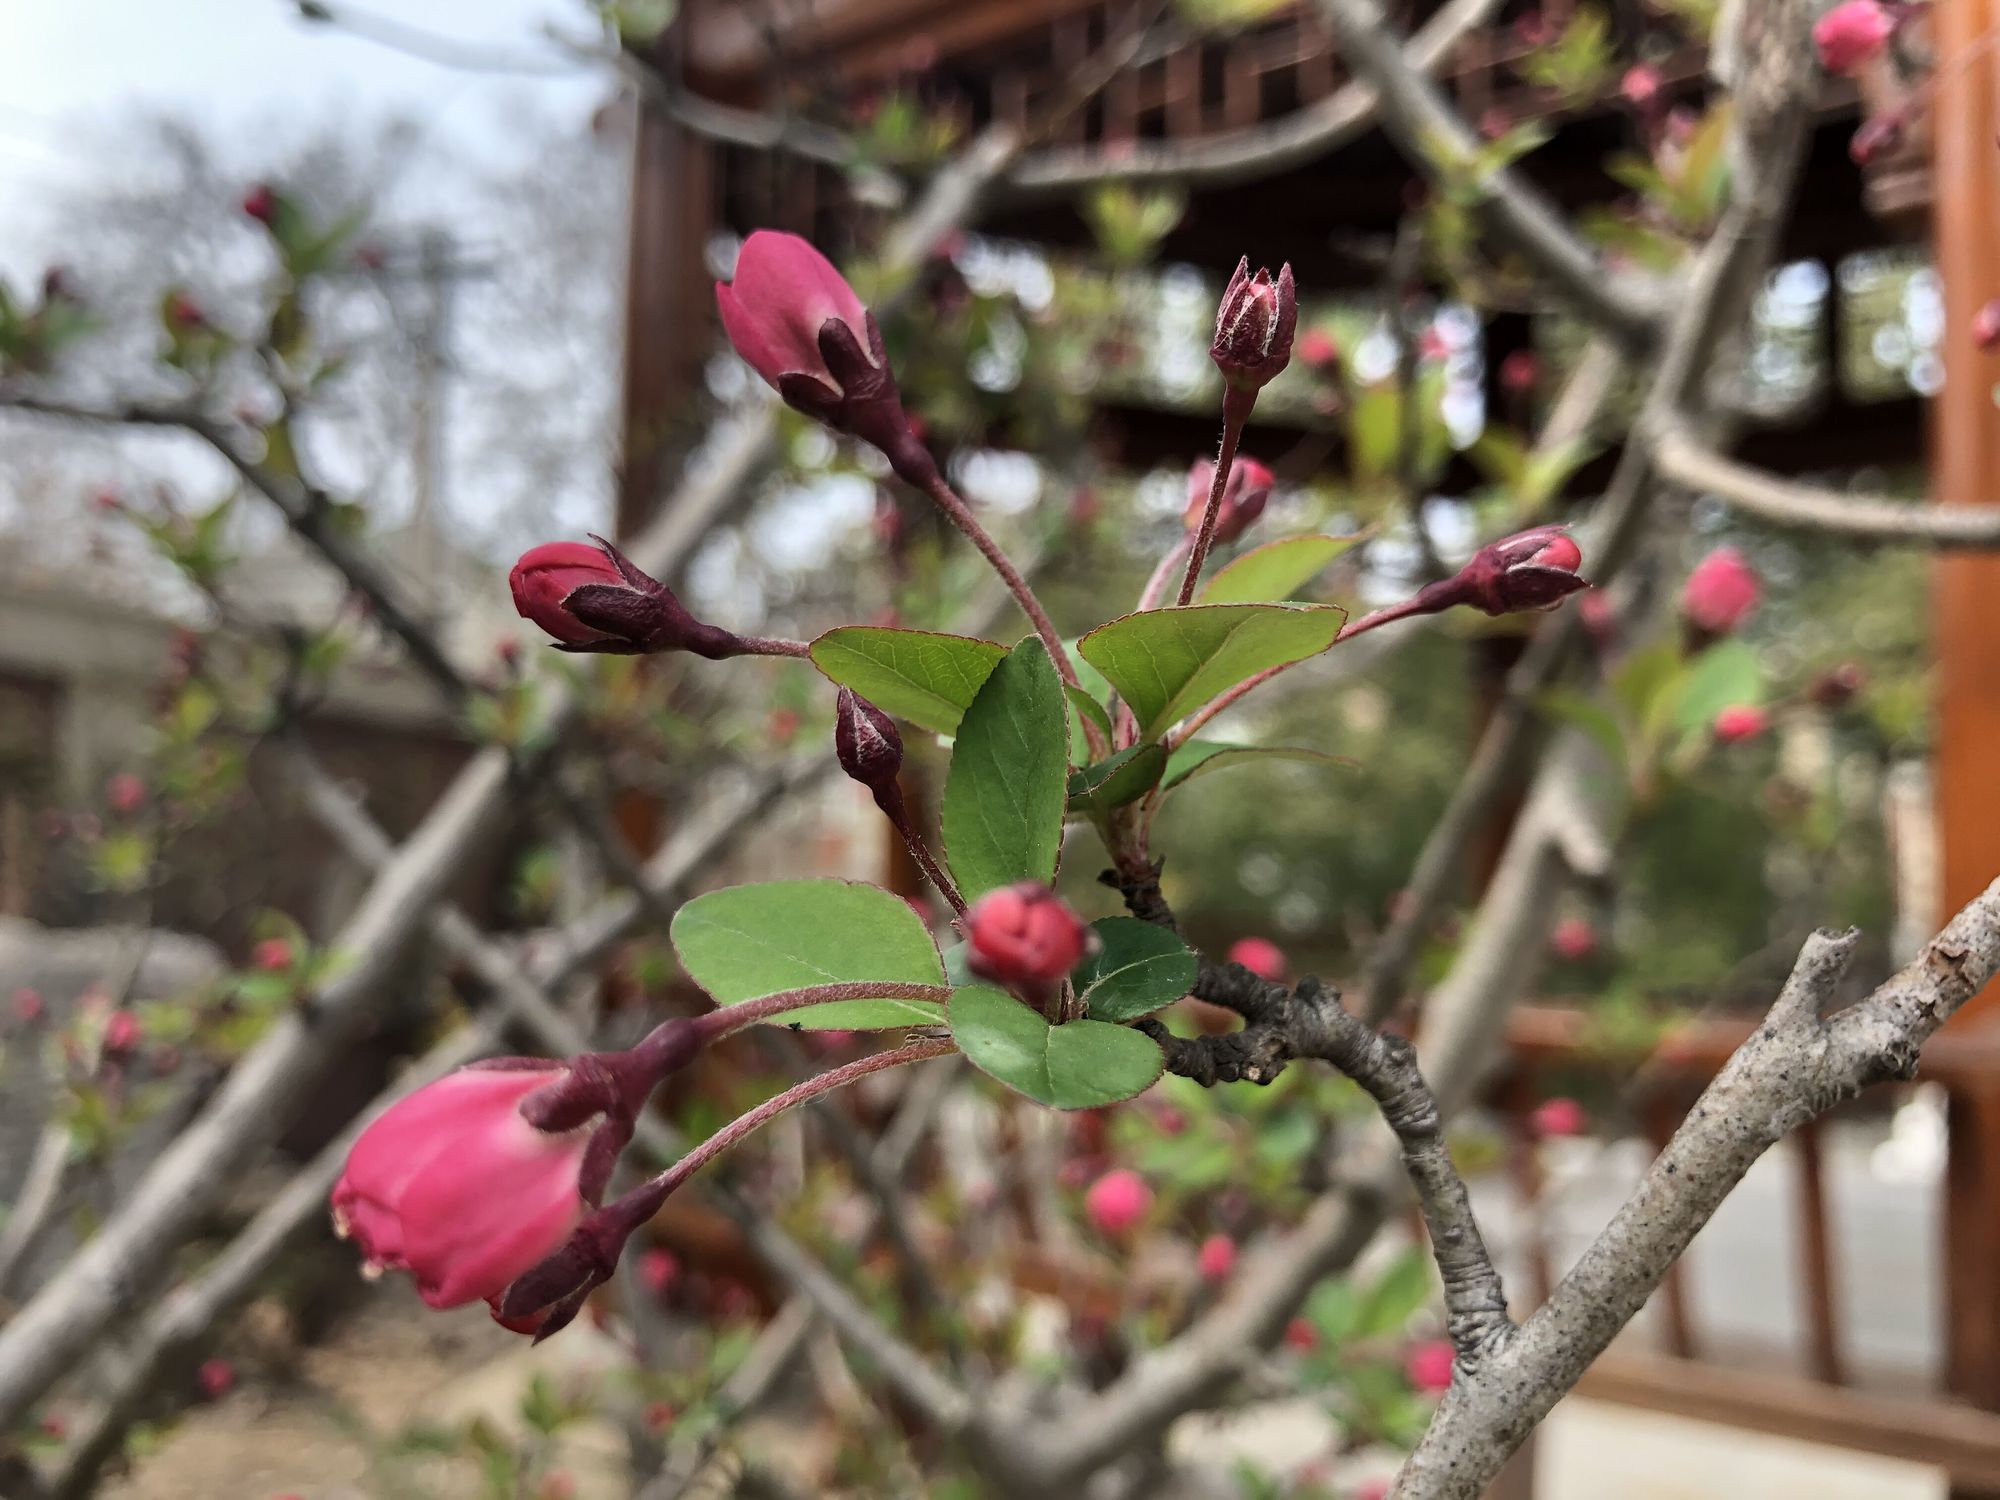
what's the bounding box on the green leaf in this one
[1199,535,1362,605]
[1067,744,1167,818]
[670,879,945,1029]
[1073,918,1197,1021]
[1538,688,1626,768]
[1066,682,1116,763]
[1161,739,1357,792]
[809,627,1008,736]
[1355,1247,1436,1338]
[942,638,1069,901]
[1078,605,1347,739]
[948,985,1163,1108]
[1669,638,1763,736]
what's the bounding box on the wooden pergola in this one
[620,2,2000,1491]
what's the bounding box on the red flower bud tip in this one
[495,634,521,671]
[1850,110,1905,166]
[1975,300,2000,354]
[1084,1169,1153,1236]
[12,987,44,1024]
[1621,63,1662,109]
[1426,524,1589,618]
[165,293,204,330]
[538,1474,576,1500]
[1814,0,1895,75]
[1514,12,1552,48]
[1809,662,1866,708]
[90,487,123,514]
[767,707,802,745]
[509,536,743,658]
[355,242,387,271]
[253,937,294,972]
[1227,936,1287,983]
[39,1415,66,1440]
[332,1064,593,1315]
[1197,1233,1238,1283]
[1713,704,1769,743]
[1531,1096,1589,1139]
[1405,1338,1456,1394]
[1479,106,1514,140]
[1284,1317,1319,1352]
[646,1401,677,1433]
[105,772,146,815]
[241,184,278,225]
[1549,917,1597,962]
[1418,326,1451,363]
[1210,257,1297,394]
[834,686,905,795]
[1298,329,1341,373]
[103,1009,143,1054]
[1681,545,1760,635]
[1183,456,1276,546]
[196,1358,235,1400]
[716,230,932,482]
[1355,1481,1392,1500]
[1499,349,1540,396]
[640,1246,679,1295]
[965,883,1095,989]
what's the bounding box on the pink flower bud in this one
[1284,1317,1319,1352]
[1531,1096,1589,1138]
[1681,546,1760,635]
[1417,525,1589,619]
[1355,1482,1392,1500]
[835,686,904,795]
[716,230,932,481]
[509,537,744,658]
[1405,1338,1455,1393]
[1814,0,1895,75]
[1714,704,1769,743]
[641,1246,679,1295]
[1085,1169,1153,1236]
[1549,918,1597,962]
[165,293,205,331]
[646,1401,677,1433]
[1298,329,1340,373]
[1418,326,1451,363]
[1210,257,1297,394]
[253,937,294,972]
[1197,1233,1238,1283]
[105,773,146,815]
[242,184,279,225]
[1620,63,1662,109]
[1976,299,2000,354]
[91,487,124,514]
[1499,349,1539,396]
[965,883,1094,989]
[1850,110,1905,165]
[1809,662,1865,708]
[1182,457,1276,546]
[197,1358,235,1400]
[12,987,44,1024]
[103,1009,142,1055]
[1227,936,1287,982]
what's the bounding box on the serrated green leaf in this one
[670,879,945,1029]
[1073,918,1196,1021]
[1160,739,1357,792]
[1078,605,1347,738]
[809,627,1008,736]
[941,638,1069,900]
[1199,535,1362,605]
[1067,744,1167,818]
[948,985,1163,1108]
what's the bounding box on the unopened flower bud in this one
[1085,1169,1152,1236]
[105,772,147,815]
[103,1009,143,1055]
[1814,0,1895,75]
[835,687,904,795]
[1405,1339,1455,1394]
[1809,662,1865,708]
[1411,525,1589,619]
[1850,110,1905,166]
[1531,1096,1589,1138]
[1182,457,1276,547]
[1713,704,1769,743]
[1621,63,1662,109]
[253,937,294,972]
[1681,546,1760,636]
[1297,329,1340,374]
[965,883,1095,990]
[1210,257,1297,395]
[1549,917,1598,962]
[196,1359,235,1400]
[242,184,279,225]
[1499,349,1540,396]
[509,537,746,658]
[1227,936,1287,982]
[1198,1233,1238,1283]
[1976,300,2000,354]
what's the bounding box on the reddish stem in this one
[691,982,951,1042]
[1175,389,1254,606]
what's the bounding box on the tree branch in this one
[1651,422,2000,546]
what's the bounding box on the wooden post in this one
[1931,2,2000,1485]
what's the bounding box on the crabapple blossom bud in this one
[641,1247,679,1296]
[1621,63,1662,108]
[965,883,1094,989]
[1298,329,1340,373]
[253,937,293,972]
[165,292,205,330]
[1499,349,1539,396]
[646,1402,677,1433]
[1975,299,2000,354]
[1405,1339,1455,1393]
[1714,704,1769,743]
[716,230,935,484]
[1210,257,1297,395]
[509,537,745,658]
[1355,1482,1392,1500]
[241,184,278,224]
[197,1359,235,1399]
[103,1009,142,1054]
[1418,326,1451,363]
[1197,1233,1238,1283]
[1411,525,1589,619]
[1182,457,1276,546]
[1284,1317,1319,1352]
[1227,936,1287,982]
[12,987,44,1024]
[105,773,146,815]
[1549,918,1597,962]
[1531,1096,1589,1138]
[835,687,904,795]
[1809,662,1865,707]
[1085,1169,1152,1235]
[1681,546,1760,635]
[1814,0,1895,75]
[1850,111,1905,165]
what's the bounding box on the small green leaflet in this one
[1079,604,1347,738]
[670,879,945,1029]
[809,627,1008,736]
[1199,535,1362,605]
[1067,744,1167,819]
[941,637,1070,901]
[1072,918,1197,1021]
[948,985,1164,1108]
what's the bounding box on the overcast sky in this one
[0,0,609,275]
